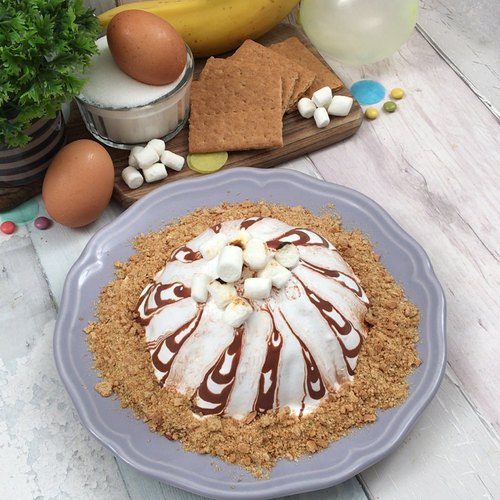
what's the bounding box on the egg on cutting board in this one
[42,140,115,228]
[107,9,187,85]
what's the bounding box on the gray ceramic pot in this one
[0,112,66,187]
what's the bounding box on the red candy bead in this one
[1,220,16,234]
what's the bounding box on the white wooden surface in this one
[418,0,500,118]
[316,29,500,437]
[2,2,500,499]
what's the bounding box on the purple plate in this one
[53,167,446,499]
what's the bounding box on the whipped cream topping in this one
[137,217,370,420]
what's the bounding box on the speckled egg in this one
[107,9,187,85]
[42,140,114,228]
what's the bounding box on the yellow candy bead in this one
[364,107,379,120]
[390,87,405,99]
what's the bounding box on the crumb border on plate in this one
[85,201,421,477]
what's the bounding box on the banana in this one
[98,0,300,58]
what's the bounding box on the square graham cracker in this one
[229,39,314,112]
[188,66,283,154]
[201,57,289,115]
[270,36,343,96]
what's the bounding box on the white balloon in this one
[300,0,419,65]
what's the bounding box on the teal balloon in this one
[300,0,419,65]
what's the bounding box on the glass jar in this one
[75,37,194,150]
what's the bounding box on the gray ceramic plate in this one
[53,167,446,500]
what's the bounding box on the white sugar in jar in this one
[75,37,193,149]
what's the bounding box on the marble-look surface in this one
[1,1,499,499]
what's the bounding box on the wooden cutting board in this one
[1,24,362,211]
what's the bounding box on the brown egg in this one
[42,140,114,228]
[107,9,187,85]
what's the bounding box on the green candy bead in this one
[383,101,397,113]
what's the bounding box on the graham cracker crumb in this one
[94,381,113,397]
[85,201,421,478]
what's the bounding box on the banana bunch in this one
[98,0,300,58]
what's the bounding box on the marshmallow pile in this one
[298,86,354,129]
[121,138,185,189]
[191,228,300,328]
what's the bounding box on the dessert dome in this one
[137,216,370,419]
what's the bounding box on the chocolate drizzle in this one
[266,228,333,250]
[298,338,326,402]
[138,217,370,418]
[294,276,363,375]
[240,216,263,230]
[137,281,191,326]
[278,310,327,414]
[301,259,369,305]
[146,306,204,385]
[253,310,283,413]
[192,327,244,416]
[170,245,202,263]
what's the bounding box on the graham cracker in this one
[188,66,283,153]
[229,39,314,112]
[270,36,343,96]
[201,57,289,115]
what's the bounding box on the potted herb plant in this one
[0,0,100,186]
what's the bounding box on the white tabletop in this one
[1,1,499,499]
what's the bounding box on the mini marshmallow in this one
[297,97,316,119]
[258,260,292,289]
[243,277,272,300]
[314,106,330,129]
[312,86,333,108]
[243,238,268,270]
[121,166,144,189]
[147,138,166,155]
[207,281,237,309]
[135,145,160,169]
[191,273,212,303]
[143,162,168,183]
[274,243,300,269]
[199,233,228,260]
[217,245,243,283]
[128,146,143,167]
[328,95,354,117]
[228,229,250,250]
[223,297,253,328]
[160,150,185,172]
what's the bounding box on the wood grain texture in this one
[0,179,43,212]
[361,370,500,499]
[418,0,500,118]
[0,229,129,500]
[309,29,500,436]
